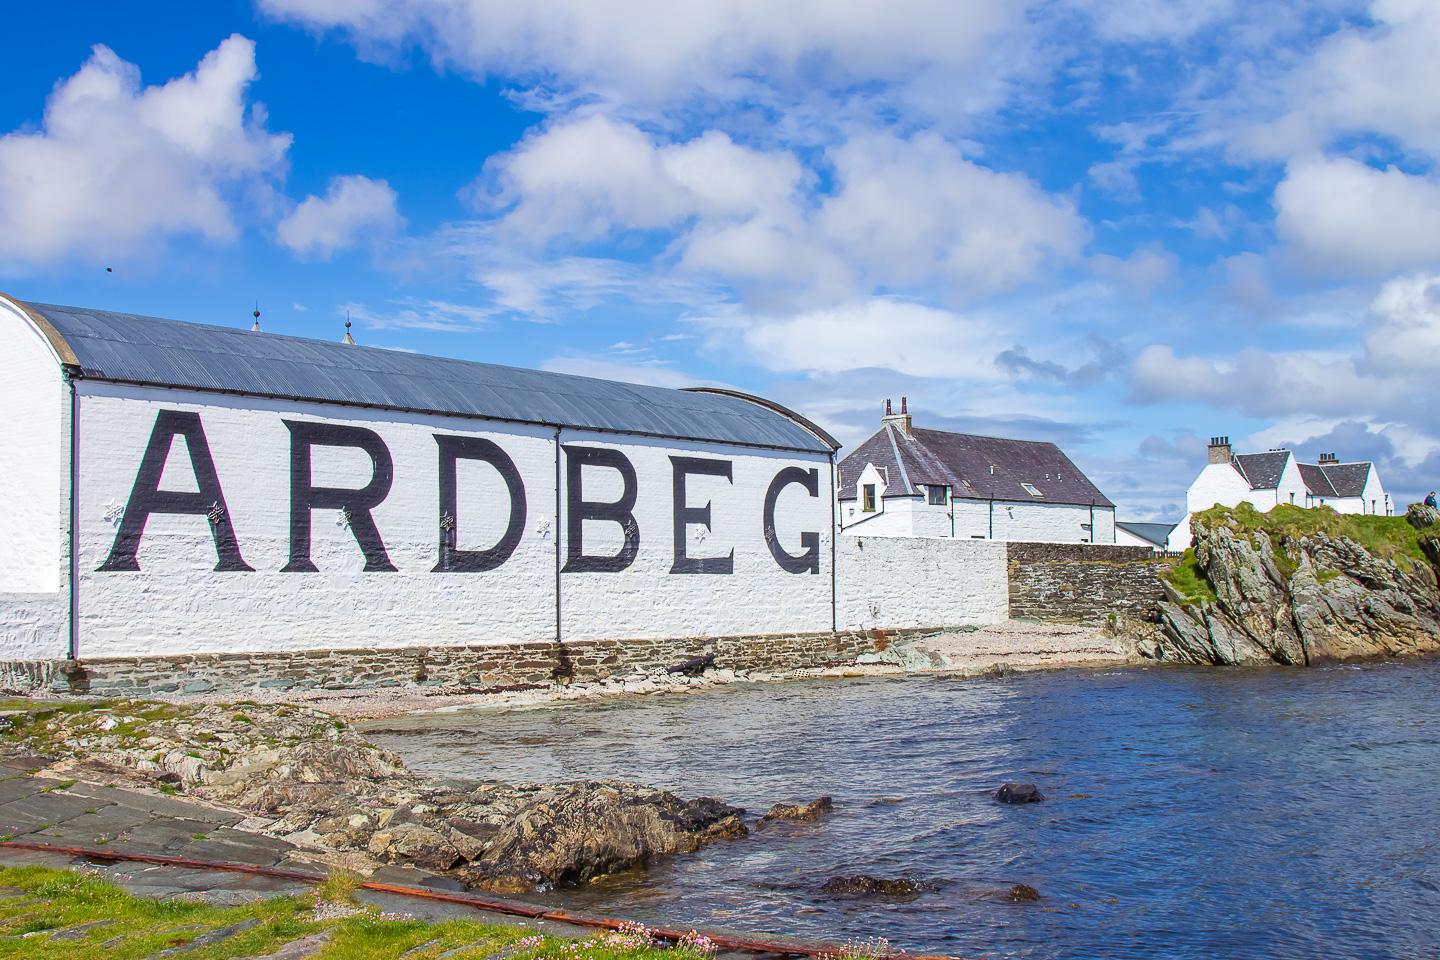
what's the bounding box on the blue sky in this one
[4,0,1439,518]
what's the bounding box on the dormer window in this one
[862,484,877,513]
[927,485,947,506]
[1020,482,1043,498]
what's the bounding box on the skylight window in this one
[1020,482,1043,498]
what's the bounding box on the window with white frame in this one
[862,484,877,513]
[927,485,947,506]
[1020,482,1043,497]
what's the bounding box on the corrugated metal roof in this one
[19,300,835,453]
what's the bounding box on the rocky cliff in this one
[1153,504,1440,665]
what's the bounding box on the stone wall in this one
[0,628,900,697]
[1006,541,1175,624]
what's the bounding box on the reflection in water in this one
[363,660,1440,959]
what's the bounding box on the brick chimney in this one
[882,396,913,437]
[1318,452,1339,465]
[1208,435,1232,464]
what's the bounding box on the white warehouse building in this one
[1167,436,1391,550]
[0,295,843,664]
[837,400,1116,544]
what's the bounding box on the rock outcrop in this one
[755,796,833,828]
[1,702,746,892]
[1155,510,1440,665]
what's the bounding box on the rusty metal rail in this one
[0,840,956,959]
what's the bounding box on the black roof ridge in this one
[908,425,1062,447]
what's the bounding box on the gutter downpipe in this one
[66,372,80,662]
[988,497,994,540]
[553,427,563,645]
[829,452,838,634]
[1089,500,1095,545]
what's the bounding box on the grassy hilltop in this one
[1164,503,1435,606]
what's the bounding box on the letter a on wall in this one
[99,410,253,572]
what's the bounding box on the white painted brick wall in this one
[558,429,834,641]
[62,383,835,657]
[0,300,70,659]
[836,535,1008,630]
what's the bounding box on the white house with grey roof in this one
[1168,436,1391,550]
[837,399,1116,544]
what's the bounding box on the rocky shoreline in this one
[0,698,827,894]
[1154,503,1440,665]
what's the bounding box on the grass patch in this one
[0,866,722,960]
[317,867,361,905]
[1163,549,1218,606]
[1195,503,1431,572]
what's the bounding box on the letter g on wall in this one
[763,466,820,574]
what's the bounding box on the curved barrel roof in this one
[13,298,836,454]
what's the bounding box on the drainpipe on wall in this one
[66,372,80,662]
[829,453,838,633]
[553,426,562,645]
[988,498,994,539]
[1089,500,1095,544]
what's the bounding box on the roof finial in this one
[343,312,356,345]
[251,301,261,333]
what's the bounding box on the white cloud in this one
[1364,271,1440,373]
[1070,0,1239,41]
[703,298,1007,379]
[0,35,290,268]
[278,174,402,259]
[478,120,1085,305]
[817,132,1088,298]
[1274,155,1440,275]
[1229,0,1440,161]
[1091,243,1177,294]
[1129,343,1407,419]
[257,0,1035,119]
[477,116,804,244]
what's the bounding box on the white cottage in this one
[836,400,1116,543]
[1168,436,1391,550]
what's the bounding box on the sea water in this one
[364,659,1440,959]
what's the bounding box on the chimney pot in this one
[901,396,908,414]
[1208,434,1233,465]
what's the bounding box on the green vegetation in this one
[318,867,362,905]
[1163,549,1218,606]
[1195,503,1432,571]
[0,866,720,960]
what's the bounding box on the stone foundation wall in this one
[0,628,904,697]
[1006,542,1175,624]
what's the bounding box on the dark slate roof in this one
[1232,451,1290,489]
[836,425,910,498]
[1315,462,1372,498]
[1116,520,1176,547]
[15,300,835,453]
[839,424,1114,507]
[1296,463,1338,498]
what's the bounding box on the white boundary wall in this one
[837,535,1008,630]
